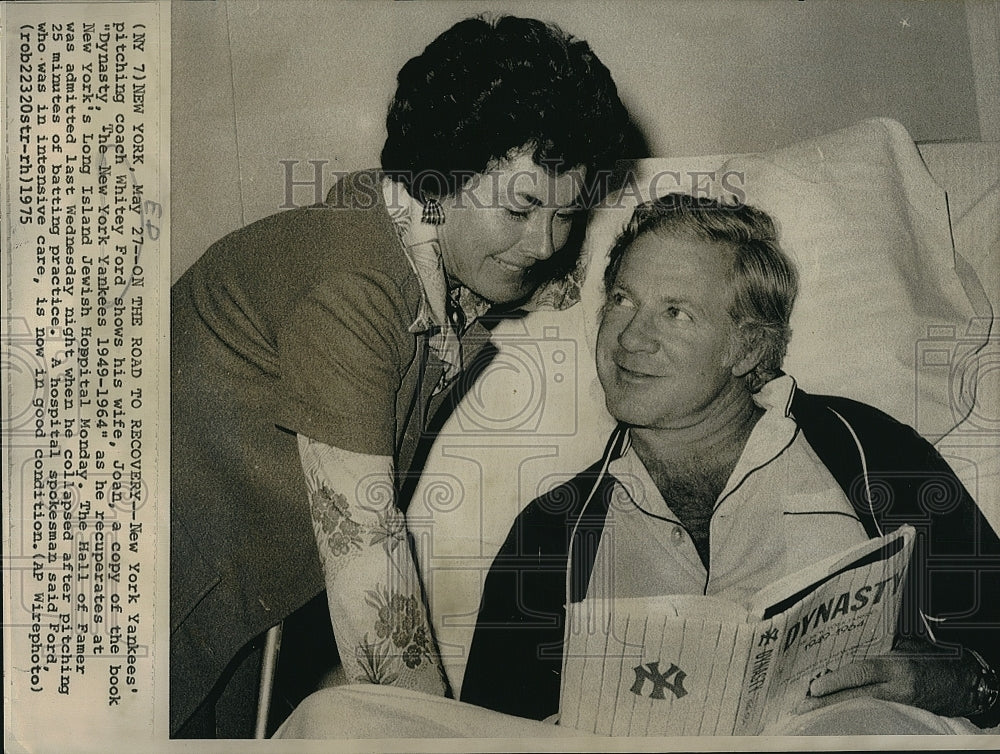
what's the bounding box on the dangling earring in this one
[421,197,445,226]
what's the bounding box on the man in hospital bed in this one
[279,122,999,738]
[459,194,1000,734]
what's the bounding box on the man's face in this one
[596,231,749,429]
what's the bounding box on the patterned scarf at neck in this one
[382,178,490,389]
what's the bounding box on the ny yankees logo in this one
[629,660,688,700]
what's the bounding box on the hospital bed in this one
[261,118,1000,736]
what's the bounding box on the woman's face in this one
[438,149,586,304]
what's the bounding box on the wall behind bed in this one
[170,0,988,282]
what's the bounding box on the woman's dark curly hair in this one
[381,15,629,204]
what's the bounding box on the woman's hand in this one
[798,638,979,718]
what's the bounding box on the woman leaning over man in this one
[170,14,632,735]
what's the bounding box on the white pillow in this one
[408,118,987,695]
[578,118,984,440]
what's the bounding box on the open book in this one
[558,525,915,736]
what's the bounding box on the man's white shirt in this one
[589,375,871,606]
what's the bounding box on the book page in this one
[749,525,915,619]
[558,527,915,736]
[561,606,742,736]
[753,526,915,734]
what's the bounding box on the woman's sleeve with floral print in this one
[297,434,448,696]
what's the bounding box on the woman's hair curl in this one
[382,15,629,203]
